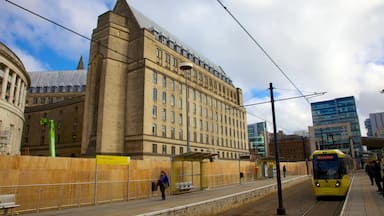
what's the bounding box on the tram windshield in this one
[313,154,341,179]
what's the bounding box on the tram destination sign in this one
[315,154,336,160]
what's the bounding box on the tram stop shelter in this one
[170,152,217,194]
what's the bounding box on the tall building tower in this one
[81,0,248,159]
[365,112,384,138]
[310,96,361,158]
[364,118,373,137]
[247,122,268,157]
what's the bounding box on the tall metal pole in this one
[180,62,193,152]
[269,83,285,215]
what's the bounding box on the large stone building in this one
[268,131,310,162]
[81,0,248,159]
[21,66,86,156]
[0,41,30,155]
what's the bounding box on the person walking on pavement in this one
[373,159,382,193]
[365,161,375,186]
[157,170,169,200]
[283,165,287,178]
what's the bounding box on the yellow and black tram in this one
[310,149,352,198]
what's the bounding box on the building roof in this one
[114,0,233,85]
[28,70,87,87]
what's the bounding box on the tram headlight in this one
[315,182,320,187]
[335,181,341,187]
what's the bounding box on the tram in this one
[310,149,352,198]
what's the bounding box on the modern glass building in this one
[311,96,361,157]
[365,112,384,138]
[248,122,267,157]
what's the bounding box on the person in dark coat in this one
[283,165,287,178]
[365,161,375,185]
[157,170,169,200]
[373,159,383,192]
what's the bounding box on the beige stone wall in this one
[0,42,30,155]
[22,97,84,157]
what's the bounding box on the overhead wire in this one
[216,0,311,104]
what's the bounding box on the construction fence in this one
[0,155,309,214]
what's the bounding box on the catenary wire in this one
[216,0,310,104]
[5,0,134,62]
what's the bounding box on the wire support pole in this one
[269,82,285,215]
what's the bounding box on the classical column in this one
[0,67,9,100]
[14,77,21,106]
[8,71,17,103]
[18,82,25,109]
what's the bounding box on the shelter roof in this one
[172,152,217,161]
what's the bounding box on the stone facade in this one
[82,0,248,160]
[0,41,30,155]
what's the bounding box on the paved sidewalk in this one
[23,175,307,216]
[341,170,384,216]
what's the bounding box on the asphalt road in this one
[218,179,344,216]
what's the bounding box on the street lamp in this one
[180,62,193,152]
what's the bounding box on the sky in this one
[1,0,384,135]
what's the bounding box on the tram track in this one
[302,198,344,216]
[219,178,345,216]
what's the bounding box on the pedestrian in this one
[373,159,382,192]
[365,161,375,186]
[283,165,287,178]
[157,170,169,200]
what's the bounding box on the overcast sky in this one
[1,0,384,135]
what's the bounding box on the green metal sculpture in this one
[40,118,56,157]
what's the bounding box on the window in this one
[179,114,183,125]
[153,88,157,101]
[180,147,184,154]
[171,127,175,138]
[170,95,175,106]
[179,129,183,140]
[162,125,166,137]
[179,83,182,94]
[170,111,175,123]
[178,98,182,109]
[152,105,157,118]
[152,124,157,136]
[152,144,158,153]
[170,79,174,90]
[171,146,176,156]
[165,53,170,65]
[162,92,166,104]
[162,145,167,155]
[162,75,166,87]
[156,48,162,58]
[153,71,158,84]
[161,109,166,121]
[172,57,177,67]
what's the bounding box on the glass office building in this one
[248,122,267,157]
[311,96,361,157]
[365,112,384,138]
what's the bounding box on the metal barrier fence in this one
[0,179,161,214]
[0,172,256,214]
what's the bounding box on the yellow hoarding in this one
[96,155,130,165]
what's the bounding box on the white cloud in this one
[2,0,384,134]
